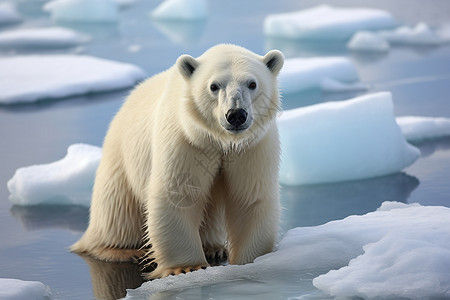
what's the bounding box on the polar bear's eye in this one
[210,84,219,92]
[248,81,257,90]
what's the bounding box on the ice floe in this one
[0,278,52,300]
[0,27,90,48]
[348,23,450,52]
[0,2,22,25]
[397,116,450,142]
[7,144,101,207]
[278,92,420,186]
[264,5,397,40]
[312,202,450,299]
[151,0,207,21]
[124,202,450,300]
[279,57,364,94]
[347,31,390,52]
[0,55,146,104]
[43,0,119,23]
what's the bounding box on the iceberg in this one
[43,0,119,23]
[0,55,146,104]
[125,202,450,300]
[0,278,52,300]
[0,2,22,25]
[278,92,420,186]
[0,27,90,48]
[279,57,364,94]
[151,0,207,21]
[263,5,397,40]
[397,116,450,142]
[7,144,101,207]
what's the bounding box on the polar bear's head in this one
[176,44,284,149]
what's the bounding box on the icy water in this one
[1,0,450,299]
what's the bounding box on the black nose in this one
[226,108,248,127]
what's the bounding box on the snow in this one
[397,116,450,142]
[279,57,364,94]
[0,2,22,25]
[43,0,119,23]
[151,0,207,21]
[0,278,52,300]
[347,31,390,52]
[7,144,101,207]
[125,202,450,300]
[313,202,450,299]
[263,5,398,40]
[0,27,90,48]
[0,55,146,104]
[278,92,420,186]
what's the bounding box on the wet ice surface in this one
[1,0,450,299]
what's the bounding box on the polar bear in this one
[71,44,284,278]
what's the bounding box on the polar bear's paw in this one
[204,246,228,265]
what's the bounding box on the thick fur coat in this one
[71,44,284,278]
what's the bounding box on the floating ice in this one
[348,23,450,52]
[278,92,420,186]
[43,0,119,23]
[151,0,207,21]
[0,55,146,104]
[263,5,397,40]
[313,202,450,299]
[0,27,90,48]
[7,144,101,207]
[0,2,22,25]
[125,202,450,300]
[0,278,53,300]
[279,57,363,94]
[397,116,450,142]
[347,31,390,52]
[379,22,448,45]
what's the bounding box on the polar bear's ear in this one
[177,54,199,80]
[263,50,284,76]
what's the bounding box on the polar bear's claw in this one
[204,246,228,265]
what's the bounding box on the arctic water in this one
[1,0,450,299]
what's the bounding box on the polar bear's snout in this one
[226,108,248,127]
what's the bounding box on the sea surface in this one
[0,0,449,299]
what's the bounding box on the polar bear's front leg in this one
[143,143,222,278]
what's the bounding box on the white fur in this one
[71,44,284,278]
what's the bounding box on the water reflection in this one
[10,205,89,232]
[152,20,206,46]
[280,172,419,232]
[80,255,144,300]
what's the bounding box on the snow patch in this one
[397,116,450,142]
[43,0,119,23]
[278,92,420,186]
[0,55,146,104]
[7,144,101,207]
[0,27,90,48]
[0,278,53,300]
[0,2,22,25]
[279,57,363,94]
[263,5,397,40]
[151,0,207,21]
